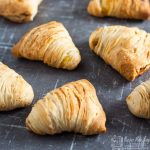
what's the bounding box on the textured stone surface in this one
[0,0,150,149]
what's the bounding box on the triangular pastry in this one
[12,21,81,70]
[0,62,34,111]
[89,26,150,81]
[88,0,150,20]
[0,0,43,23]
[126,79,150,119]
[26,79,106,135]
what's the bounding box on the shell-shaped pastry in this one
[0,0,43,23]
[87,0,150,20]
[126,79,150,119]
[0,62,34,111]
[89,26,150,81]
[12,21,81,70]
[26,79,106,135]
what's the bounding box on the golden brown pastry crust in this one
[87,0,150,20]
[0,62,34,111]
[26,79,106,135]
[12,21,81,70]
[89,26,150,81]
[0,0,43,23]
[126,79,150,119]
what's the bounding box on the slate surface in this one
[0,0,150,150]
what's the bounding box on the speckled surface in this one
[0,0,150,150]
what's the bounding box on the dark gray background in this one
[0,0,150,150]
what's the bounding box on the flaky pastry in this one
[26,79,106,135]
[89,26,150,81]
[126,79,150,119]
[12,21,81,70]
[87,0,150,20]
[0,62,34,111]
[0,0,43,23]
